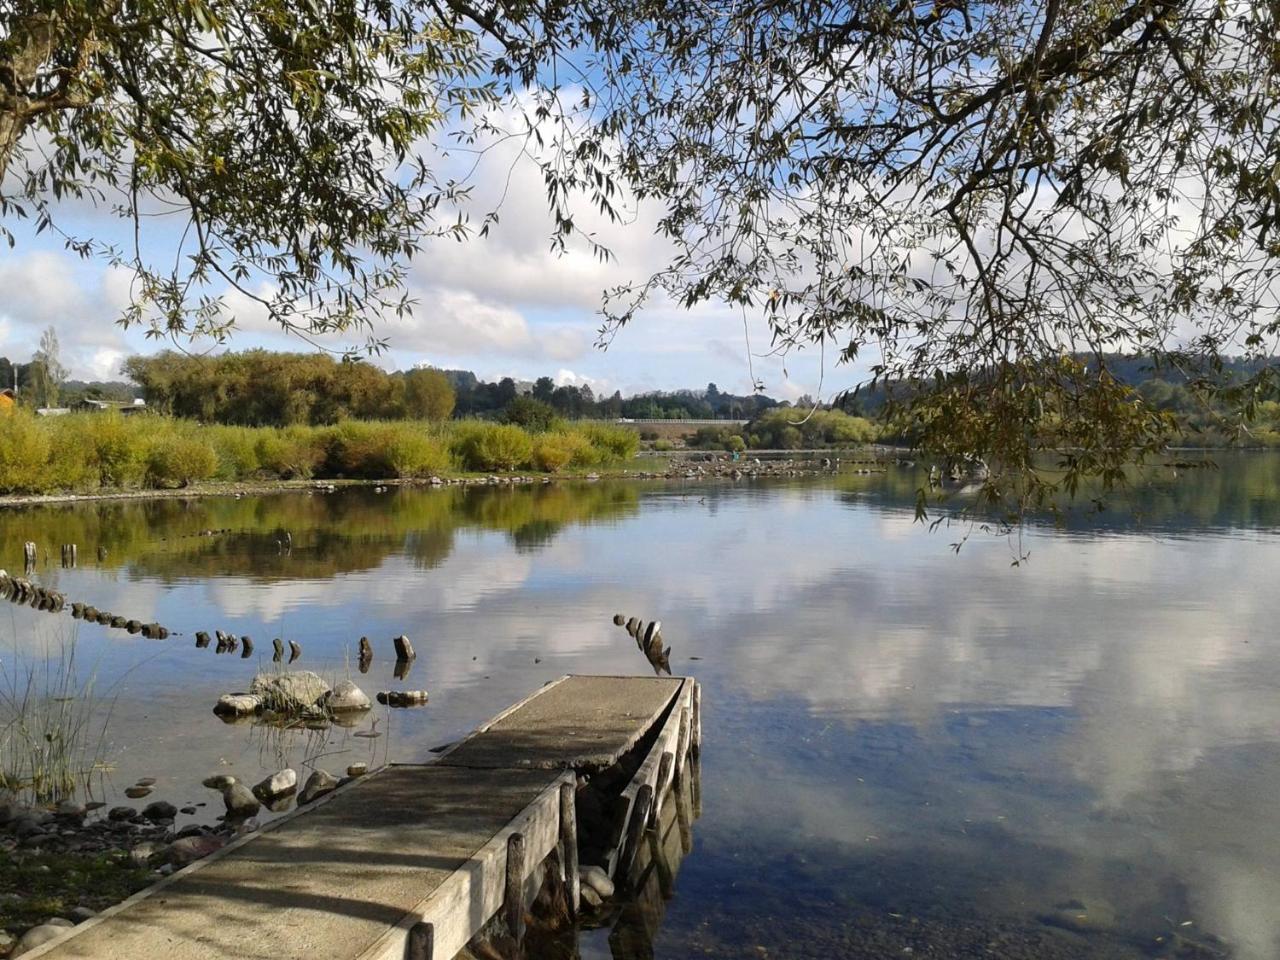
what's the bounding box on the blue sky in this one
[0,114,845,400]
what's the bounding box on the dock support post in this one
[407,920,434,960]
[505,832,526,950]
[559,781,580,918]
[619,784,653,884]
[654,752,674,822]
[23,542,36,572]
[674,706,690,776]
[691,682,702,758]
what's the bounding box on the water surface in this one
[3,455,1279,958]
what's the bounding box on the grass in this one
[0,850,152,933]
[0,632,114,805]
[0,412,641,495]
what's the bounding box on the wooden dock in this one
[26,674,701,960]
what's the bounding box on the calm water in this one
[3,455,1280,958]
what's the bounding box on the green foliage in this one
[74,414,148,487]
[652,439,675,452]
[532,435,577,472]
[502,396,560,432]
[575,423,639,461]
[746,409,878,449]
[402,369,456,422]
[0,411,51,493]
[145,433,218,488]
[324,422,450,479]
[205,426,262,480]
[451,422,535,472]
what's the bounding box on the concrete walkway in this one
[28,675,687,960]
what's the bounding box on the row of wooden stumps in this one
[22,542,108,572]
[406,778,581,960]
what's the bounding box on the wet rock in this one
[251,769,297,804]
[221,782,260,818]
[376,690,428,707]
[109,615,127,628]
[169,835,225,866]
[288,640,302,663]
[358,636,373,662]
[130,841,163,866]
[136,777,157,786]
[392,634,415,660]
[581,865,614,899]
[324,680,371,712]
[202,774,236,790]
[13,921,73,956]
[107,806,136,822]
[194,630,211,648]
[612,614,625,626]
[240,635,254,658]
[180,806,197,815]
[299,769,339,805]
[55,800,86,820]
[625,617,638,636]
[141,801,178,822]
[213,693,262,718]
[126,620,142,634]
[248,671,330,712]
[580,885,603,910]
[346,763,368,777]
[123,785,153,799]
[69,906,97,923]
[272,637,284,662]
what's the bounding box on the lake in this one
[3,453,1280,959]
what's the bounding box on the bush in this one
[207,426,261,480]
[77,413,147,487]
[501,396,560,433]
[146,433,218,487]
[574,423,639,461]
[725,434,747,453]
[653,439,675,452]
[451,422,534,471]
[0,413,52,493]
[386,430,451,478]
[254,427,324,479]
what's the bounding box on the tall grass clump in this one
[450,422,535,471]
[70,412,149,487]
[254,426,325,479]
[0,635,113,803]
[0,411,52,493]
[574,423,640,462]
[145,427,219,487]
[206,425,263,480]
[324,421,451,478]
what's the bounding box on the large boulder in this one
[252,769,297,804]
[13,920,74,957]
[324,680,370,713]
[249,672,331,712]
[221,782,260,818]
[298,769,340,805]
[213,693,262,718]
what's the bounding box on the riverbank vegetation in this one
[0,413,639,496]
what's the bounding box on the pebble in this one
[202,774,236,790]
[69,906,97,923]
[107,806,136,822]
[123,785,153,799]
[346,763,368,777]
[221,782,261,818]
[141,801,178,822]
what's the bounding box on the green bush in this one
[532,434,580,472]
[574,423,639,461]
[501,396,560,433]
[451,422,534,471]
[147,433,219,487]
[0,413,52,493]
[653,439,675,452]
[77,413,147,487]
[254,428,324,480]
[207,426,262,480]
[386,431,451,478]
[725,434,747,453]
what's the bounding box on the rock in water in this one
[612,614,625,626]
[581,865,615,899]
[142,800,178,822]
[325,680,371,712]
[195,630,211,648]
[272,637,284,662]
[240,635,254,658]
[299,769,340,805]
[203,774,236,790]
[213,693,262,717]
[221,782,260,818]
[249,671,330,712]
[252,769,297,804]
[124,785,153,799]
[346,763,368,777]
[392,634,415,660]
[288,640,302,663]
[358,636,373,660]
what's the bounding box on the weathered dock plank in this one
[30,765,563,960]
[438,675,683,771]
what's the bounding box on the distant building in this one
[0,388,14,412]
[74,398,147,414]
[35,407,71,417]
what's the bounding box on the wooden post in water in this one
[23,542,36,572]
[691,682,702,758]
[620,783,654,884]
[504,832,526,950]
[559,781,580,917]
[653,752,674,822]
[407,920,434,960]
[674,706,690,778]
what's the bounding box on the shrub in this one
[255,427,324,479]
[386,430,451,478]
[532,435,577,472]
[501,396,559,433]
[451,422,534,471]
[0,413,52,493]
[207,426,261,480]
[725,434,747,453]
[146,434,218,487]
[574,423,639,461]
[653,439,675,452]
[77,413,147,487]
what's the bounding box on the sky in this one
[0,114,843,402]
